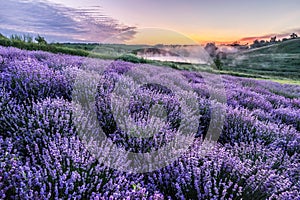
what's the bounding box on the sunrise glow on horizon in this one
[1,0,300,44]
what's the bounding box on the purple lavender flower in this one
[1,45,299,199]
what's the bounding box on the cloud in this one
[0,0,137,43]
[240,28,300,42]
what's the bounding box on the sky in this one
[1,0,300,44]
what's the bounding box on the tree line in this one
[250,33,298,49]
[0,33,89,56]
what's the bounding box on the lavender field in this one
[0,46,300,199]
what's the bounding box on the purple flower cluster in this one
[190,74,300,132]
[0,46,85,104]
[96,66,183,153]
[1,46,299,199]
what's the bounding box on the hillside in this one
[245,38,300,54]
[224,38,300,81]
[1,32,300,84]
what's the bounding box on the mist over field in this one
[135,45,242,64]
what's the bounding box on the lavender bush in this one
[0,46,299,199]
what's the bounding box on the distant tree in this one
[290,33,298,39]
[282,38,288,42]
[23,34,33,43]
[10,34,23,41]
[213,55,223,70]
[204,42,218,57]
[231,41,240,46]
[250,39,261,48]
[251,37,278,48]
[270,36,277,43]
[35,35,47,44]
[229,42,249,50]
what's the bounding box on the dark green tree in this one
[290,33,298,39]
[23,34,33,43]
[10,34,23,41]
[213,55,223,70]
[35,35,47,44]
[270,36,277,43]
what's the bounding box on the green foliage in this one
[1,32,299,85]
[223,38,300,81]
[24,35,33,43]
[213,56,223,70]
[118,54,149,63]
[248,38,300,54]
[35,35,47,45]
[10,34,23,41]
[0,33,6,39]
[0,33,89,57]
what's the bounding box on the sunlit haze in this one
[1,0,300,44]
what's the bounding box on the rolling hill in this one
[224,38,300,81]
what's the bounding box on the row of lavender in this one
[0,46,299,199]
